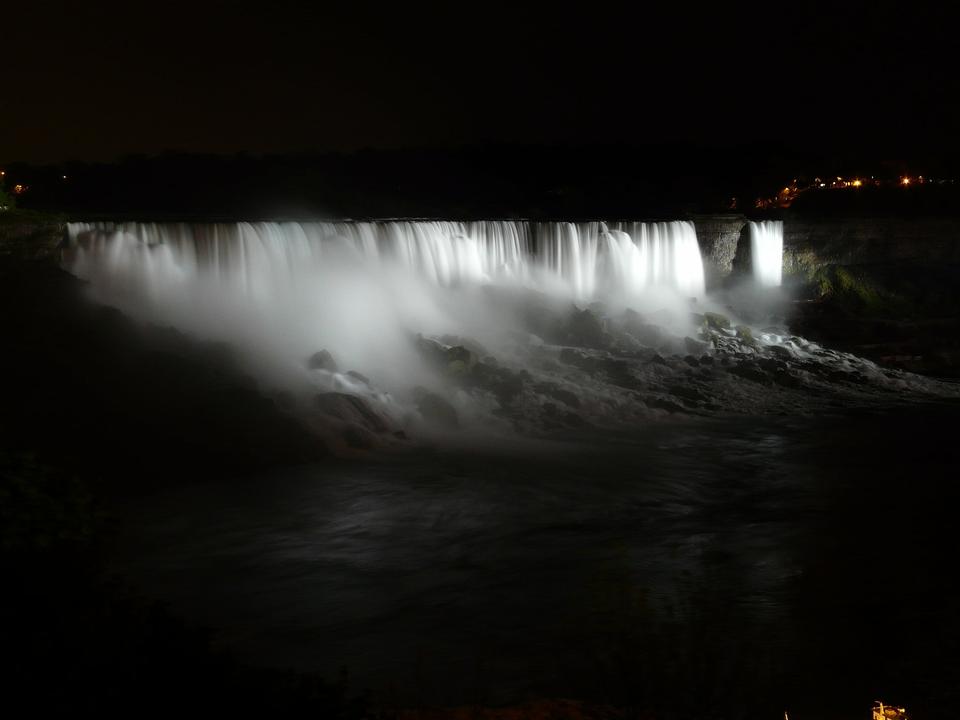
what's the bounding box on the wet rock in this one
[536,382,580,408]
[537,358,561,372]
[683,355,700,367]
[562,411,587,426]
[412,386,459,428]
[346,370,370,385]
[684,336,709,354]
[735,325,758,347]
[649,397,685,413]
[438,334,489,359]
[704,312,731,331]
[467,362,527,404]
[601,357,635,382]
[610,331,645,353]
[729,364,769,383]
[416,336,475,375]
[772,370,804,388]
[564,308,607,348]
[667,384,706,403]
[307,349,338,372]
[758,358,788,372]
[659,334,689,355]
[341,425,376,449]
[623,318,664,347]
[315,392,390,433]
[559,348,588,366]
[767,345,794,359]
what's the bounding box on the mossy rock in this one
[812,264,915,316]
[703,312,731,330]
[447,359,469,376]
[735,325,758,347]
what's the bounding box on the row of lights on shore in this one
[812,175,924,189]
[758,172,945,208]
[1,169,70,196]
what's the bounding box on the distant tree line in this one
[4,143,959,220]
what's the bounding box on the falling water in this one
[749,220,784,287]
[65,220,706,300]
[61,219,707,409]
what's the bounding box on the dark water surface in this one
[111,404,960,718]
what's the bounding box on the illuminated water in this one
[65,220,706,301]
[62,220,707,425]
[749,220,784,287]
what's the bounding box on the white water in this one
[65,220,705,301]
[749,220,784,287]
[62,219,707,428]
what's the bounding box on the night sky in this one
[3,2,958,164]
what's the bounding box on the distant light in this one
[819,182,826,187]
[13,184,26,194]
[852,179,863,187]
[902,177,911,185]
[62,175,68,180]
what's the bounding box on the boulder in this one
[307,349,338,372]
[703,312,731,331]
[735,325,759,348]
[438,334,489,359]
[469,362,526,404]
[412,387,459,428]
[416,336,475,374]
[559,348,588,366]
[534,381,580,408]
[564,308,607,348]
[684,336,709,354]
[315,392,390,433]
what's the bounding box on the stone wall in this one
[691,213,746,289]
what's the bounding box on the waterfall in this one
[61,219,708,403]
[65,220,706,301]
[749,220,784,287]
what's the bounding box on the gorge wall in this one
[781,215,960,277]
[692,213,960,283]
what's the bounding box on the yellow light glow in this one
[902,177,911,185]
[852,179,863,187]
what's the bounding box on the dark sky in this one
[3,1,957,164]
